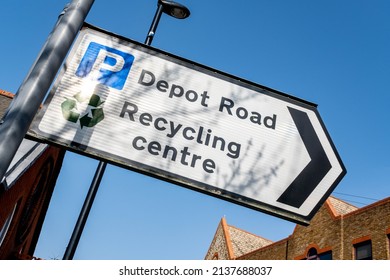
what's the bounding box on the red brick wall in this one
[0,146,65,259]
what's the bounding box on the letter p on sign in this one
[76,42,134,90]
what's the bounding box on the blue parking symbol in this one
[76,42,134,90]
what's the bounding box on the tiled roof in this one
[328,196,358,215]
[228,224,273,258]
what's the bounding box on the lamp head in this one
[159,0,190,19]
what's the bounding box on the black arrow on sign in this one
[276,107,332,208]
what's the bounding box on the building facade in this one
[0,89,65,259]
[205,196,390,260]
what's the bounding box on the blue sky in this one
[1,0,389,260]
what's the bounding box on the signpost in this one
[29,24,346,224]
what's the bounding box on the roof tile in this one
[228,225,273,258]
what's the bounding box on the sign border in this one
[28,23,346,225]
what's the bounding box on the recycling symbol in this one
[61,92,105,128]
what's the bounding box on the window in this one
[354,240,372,260]
[387,233,390,259]
[318,251,332,260]
[306,248,319,260]
[305,247,332,260]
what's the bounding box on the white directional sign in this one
[29,24,346,224]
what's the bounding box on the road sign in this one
[29,24,346,224]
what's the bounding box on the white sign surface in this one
[30,25,346,224]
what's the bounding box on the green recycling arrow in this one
[61,93,105,128]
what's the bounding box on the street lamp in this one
[63,0,190,260]
[145,0,190,45]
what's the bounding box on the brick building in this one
[205,196,390,260]
[0,89,65,259]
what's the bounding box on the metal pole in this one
[63,161,106,260]
[145,2,164,45]
[0,0,95,183]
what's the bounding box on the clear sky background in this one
[1,0,389,260]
